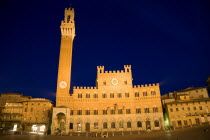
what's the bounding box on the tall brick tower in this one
[56,7,75,106]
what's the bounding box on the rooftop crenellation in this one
[133,83,159,88]
[73,86,97,90]
[97,65,132,74]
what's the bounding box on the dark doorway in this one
[146,121,151,130]
[56,113,66,131]
[86,123,90,132]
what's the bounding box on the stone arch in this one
[69,118,74,123]
[76,118,82,123]
[146,117,151,121]
[56,112,66,131]
[126,117,132,122]
[94,119,99,123]
[136,106,140,109]
[102,118,108,123]
[110,118,116,129]
[153,115,158,120]
[118,117,124,122]
[85,118,91,123]
[110,117,116,122]
[56,111,66,116]
[125,106,130,109]
[136,117,142,121]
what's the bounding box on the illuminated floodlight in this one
[40,125,46,132]
[32,125,38,132]
[13,124,17,131]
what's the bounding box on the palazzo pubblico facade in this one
[51,7,164,134]
[1,6,209,135]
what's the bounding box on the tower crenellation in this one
[60,7,75,38]
[124,65,132,73]
[97,66,104,73]
[97,65,132,74]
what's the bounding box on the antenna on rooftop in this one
[66,0,72,8]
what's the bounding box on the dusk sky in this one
[0,0,210,102]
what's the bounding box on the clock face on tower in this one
[111,78,118,85]
[59,81,67,89]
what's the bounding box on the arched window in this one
[110,108,115,115]
[103,122,107,129]
[127,121,131,128]
[94,94,98,98]
[135,91,139,97]
[154,120,159,127]
[136,108,141,114]
[86,93,90,98]
[77,109,82,115]
[94,109,98,115]
[117,93,122,98]
[144,106,149,113]
[153,107,158,113]
[126,109,131,114]
[70,108,73,115]
[143,91,147,96]
[111,122,115,128]
[125,92,129,98]
[137,121,142,127]
[102,93,107,98]
[86,109,90,115]
[110,93,114,98]
[103,108,107,115]
[151,90,156,96]
[118,109,123,114]
[119,121,123,128]
[94,122,98,129]
[78,93,82,98]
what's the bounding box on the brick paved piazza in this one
[1,126,210,140]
